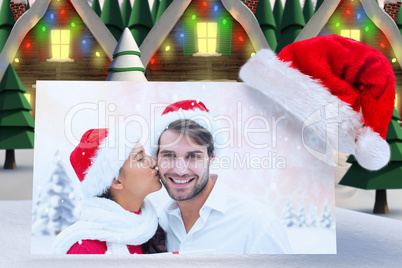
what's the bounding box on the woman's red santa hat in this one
[70,127,141,198]
[240,35,395,171]
[152,99,225,158]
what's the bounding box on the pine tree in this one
[32,151,78,235]
[101,0,124,41]
[155,0,173,22]
[282,199,298,227]
[315,0,325,12]
[151,0,160,23]
[0,64,34,169]
[273,0,283,40]
[396,6,402,35]
[0,0,15,52]
[275,0,305,53]
[92,0,102,17]
[303,0,314,24]
[107,28,147,81]
[128,0,154,47]
[306,201,318,227]
[339,108,402,214]
[297,204,307,227]
[121,0,132,27]
[255,0,277,51]
[319,201,333,228]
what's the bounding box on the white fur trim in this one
[151,108,226,158]
[106,241,130,254]
[355,127,390,171]
[81,127,141,198]
[52,197,158,254]
[239,49,363,155]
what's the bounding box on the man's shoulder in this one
[225,190,278,223]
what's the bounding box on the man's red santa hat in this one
[152,99,224,158]
[239,35,395,171]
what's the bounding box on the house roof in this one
[139,0,269,68]
[296,0,402,69]
[0,0,118,81]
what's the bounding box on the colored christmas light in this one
[251,52,255,57]
[150,58,155,64]
[365,26,369,32]
[214,5,218,12]
[42,26,46,32]
[357,13,361,20]
[61,10,65,15]
[26,43,31,48]
[223,19,227,25]
[95,51,101,57]
[71,22,76,27]
[50,13,54,19]
[380,43,385,48]
[335,22,340,27]
[14,58,19,63]
[346,10,350,15]
[392,58,397,63]
[180,33,184,38]
[166,45,171,51]
[82,40,87,44]
[192,15,196,20]
[202,1,207,7]
[239,36,244,42]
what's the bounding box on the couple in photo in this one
[53,99,292,254]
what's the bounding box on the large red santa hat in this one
[239,35,395,171]
[70,127,141,198]
[152,99,224,158]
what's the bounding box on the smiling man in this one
[154,100,292,254]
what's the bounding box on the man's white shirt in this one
[158,177,293,254]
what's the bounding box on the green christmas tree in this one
[155,0,173,22]
[121,0,132,27]
[91,0,101,17]
[396,6,402,35]
[339,108,402,214]
[0,0,15,52]
[128,0,154,47]
[151,0,160,23]
[303,0,314,24]
[101,0,124,41]
[273,0,283,40]
[255,0,277,51]
[275,0,305,53]
[0,65,35,169]
[315,0,325,12]
[27,0,30,10]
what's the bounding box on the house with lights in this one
[0,0,118,117]
[139,0,269,81]
[295,0,402,116]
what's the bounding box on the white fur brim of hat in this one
[239,49,390,171]
[81,127,142,198]
[151,108,227,158]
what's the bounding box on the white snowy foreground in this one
[2,201,402,266]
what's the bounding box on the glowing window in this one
[340,30,360,41]
[197,22,218,54]
[396,93,399,108]
[24,93,31,105]
[51,29,71,59]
